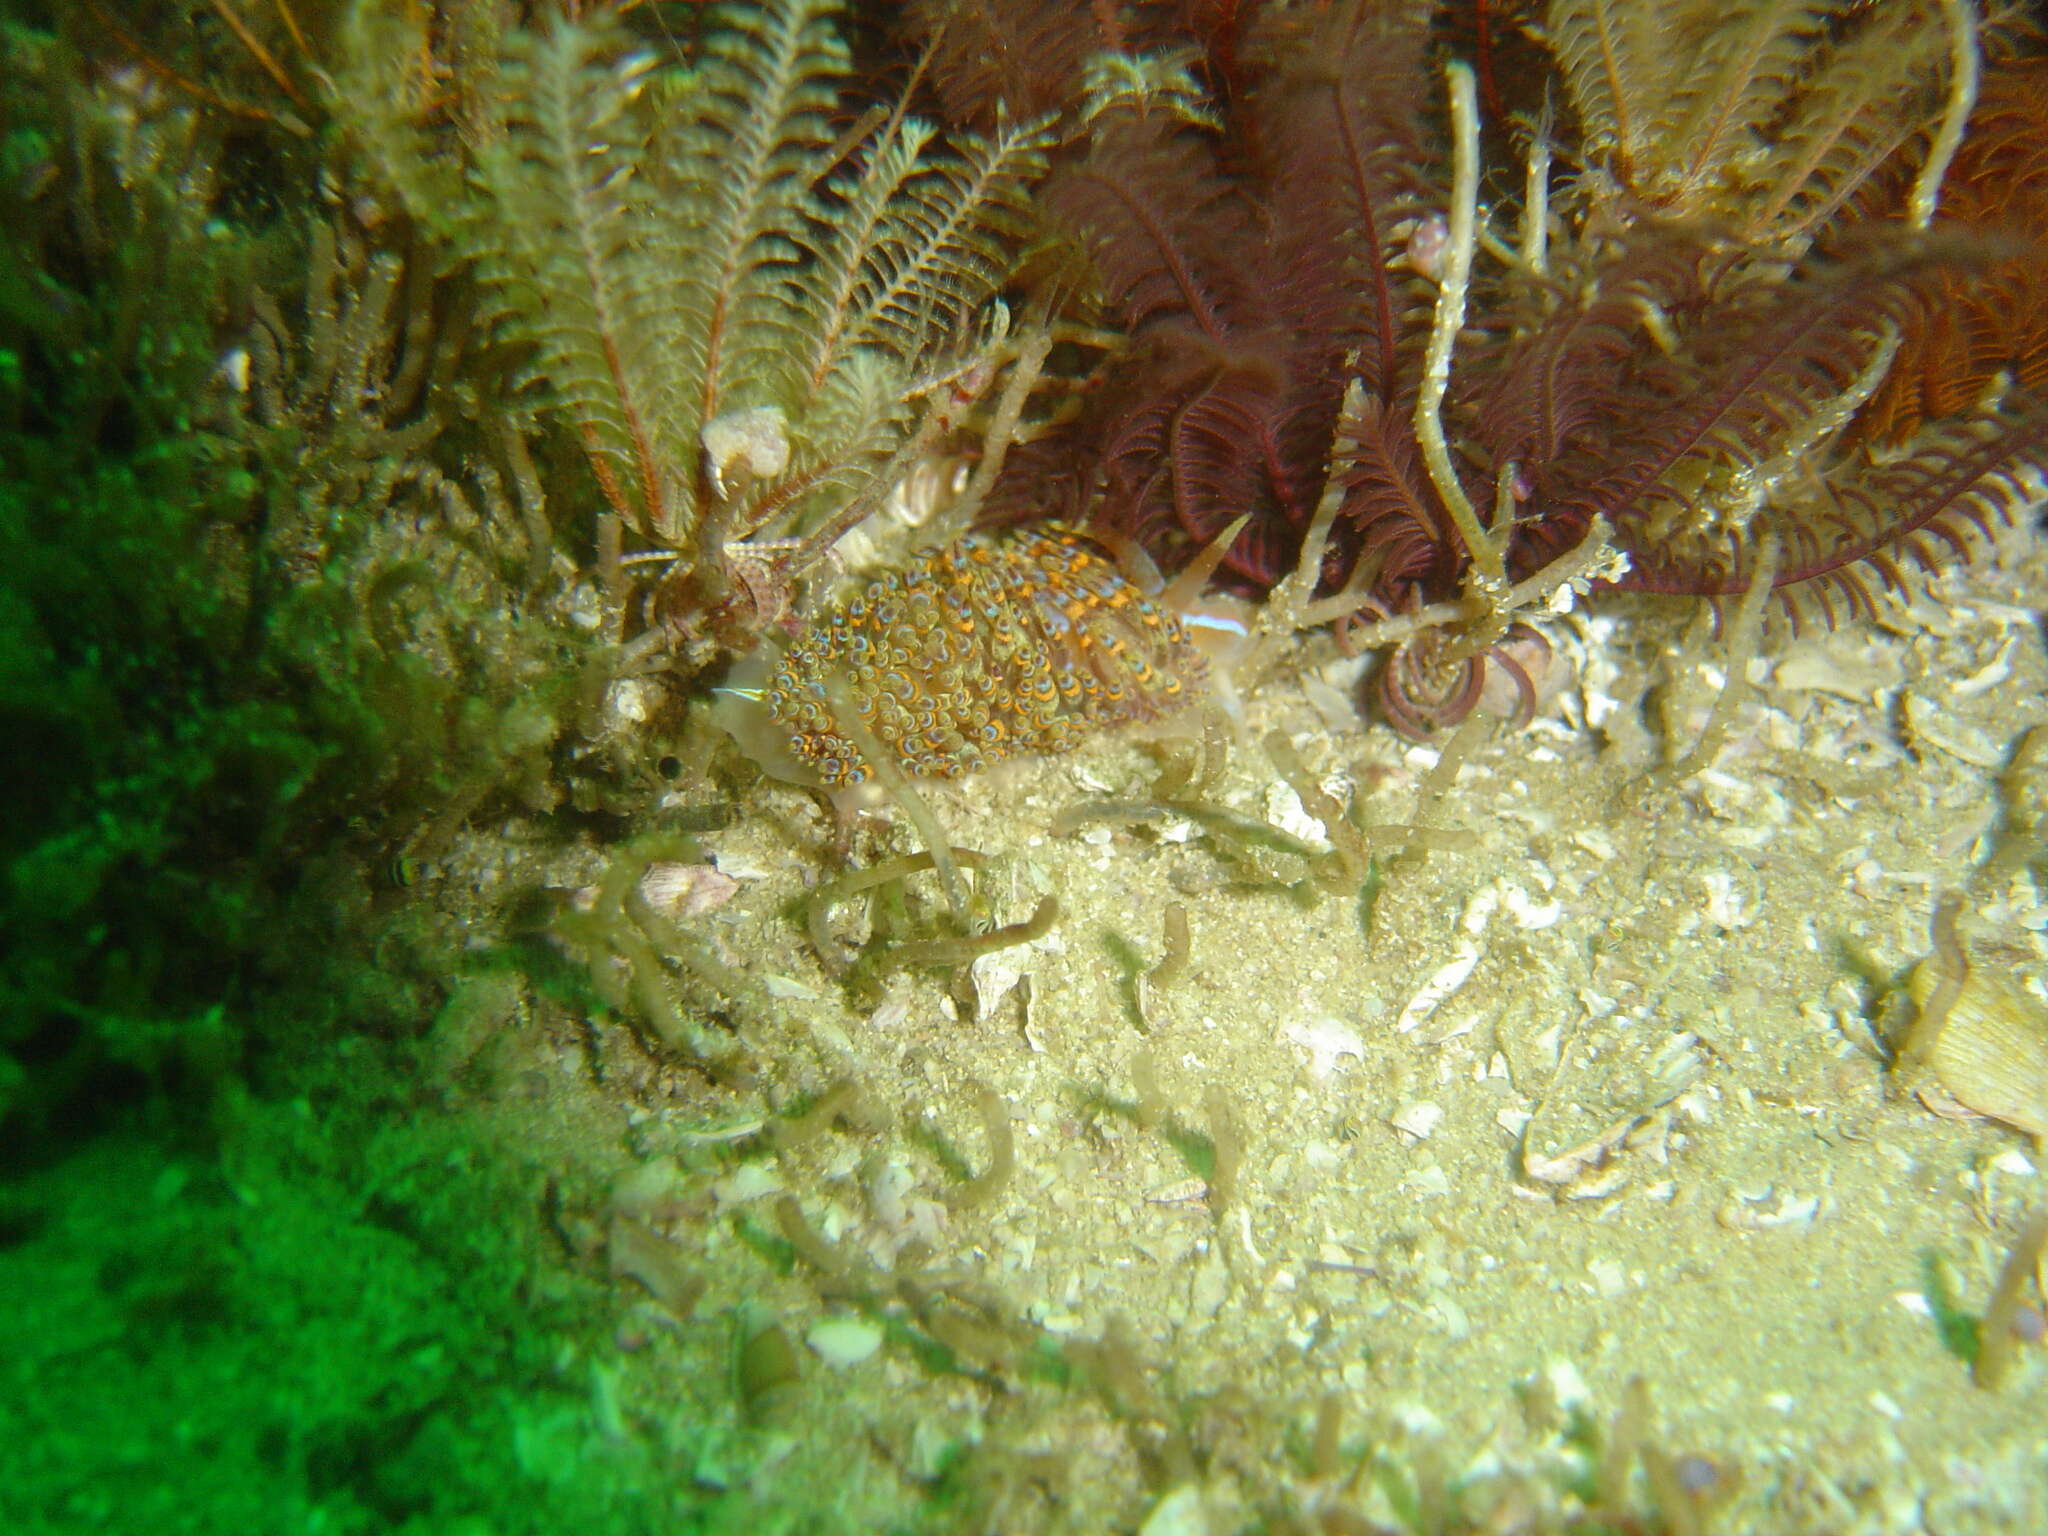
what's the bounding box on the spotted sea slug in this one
[718,522,1249,788]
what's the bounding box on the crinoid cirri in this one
[973,0,2048,751]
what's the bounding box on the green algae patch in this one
[0,1092,667,1536]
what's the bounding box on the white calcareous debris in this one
[571,861,740,921]
[1265,779,1326,844]
[1389,1101,1444,1142]
[1569,827,1618,861]
[865,994,911,1032]
[970,952,1025,1019]
[1281,1014,1366,1078]
[1396,945,1482,1034]
[1768,632,1906,701]
[1502,884,1564,929]
[701,847,772,880]
[1716,1186,1822,1231]
[1138,1484,1210,1536]
[1520,1113,1642,1188]
[1587,1258,1628,1298]
[1950,632,2017,697]
[710,1163,783,1206]
[1400,1163,1452,1199]
[1901,691,2004,768]
[805,1315,883,1368]
[1699,868,1757,930]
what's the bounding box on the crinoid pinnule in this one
[1854,56,2048,447]
[762,527,1212,788]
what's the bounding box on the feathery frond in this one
[470,25,678,534]
[1855,57,2048,443]
[1256,0,1436,407]
[802,110,1054,391]
[340,0,1048,606]
[898,0,1118,125]
[1545,0,1954,248]
[667,0,845,432]
[1547,259,1923,563]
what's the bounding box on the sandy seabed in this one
[445,521,2048,1535]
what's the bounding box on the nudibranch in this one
[718,520,1249,789]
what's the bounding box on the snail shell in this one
[1906,952,2048,1139]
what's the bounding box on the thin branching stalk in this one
[943,323,1055,541]
[821,668,969,929]
[1413,61,1501,587]
[1655,530,1780,783]
[1521,130,1551,279]
[1911,0,1981,230]
[1327,517,1619,650]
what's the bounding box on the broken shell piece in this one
[1389,1102,1444,1142]
[1281,1015,1366,1078]
[970,952,1025,1021]
[1716,1187,1821,1232]
[1395,944,1482,1034]
[1901,691,2003,769]
[1521,1113,1643,1186]
[637,861,741,918]
[571,862,740,921]
[806,1315,883,1369]
[1518,1030,1705,1191]
[1906,952,2048,1138]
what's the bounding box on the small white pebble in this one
[805,1316,883,1369]
[1503,885,1564,929]
[1401,1163,1452,1199]
[711,1164,783,1206]
[1139,1485,1209,1536]
[1281,1015,1365,1078]
[1390,1102,1444,1142]
[1396,945,1481,1033]
[1265,781,1326,844]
